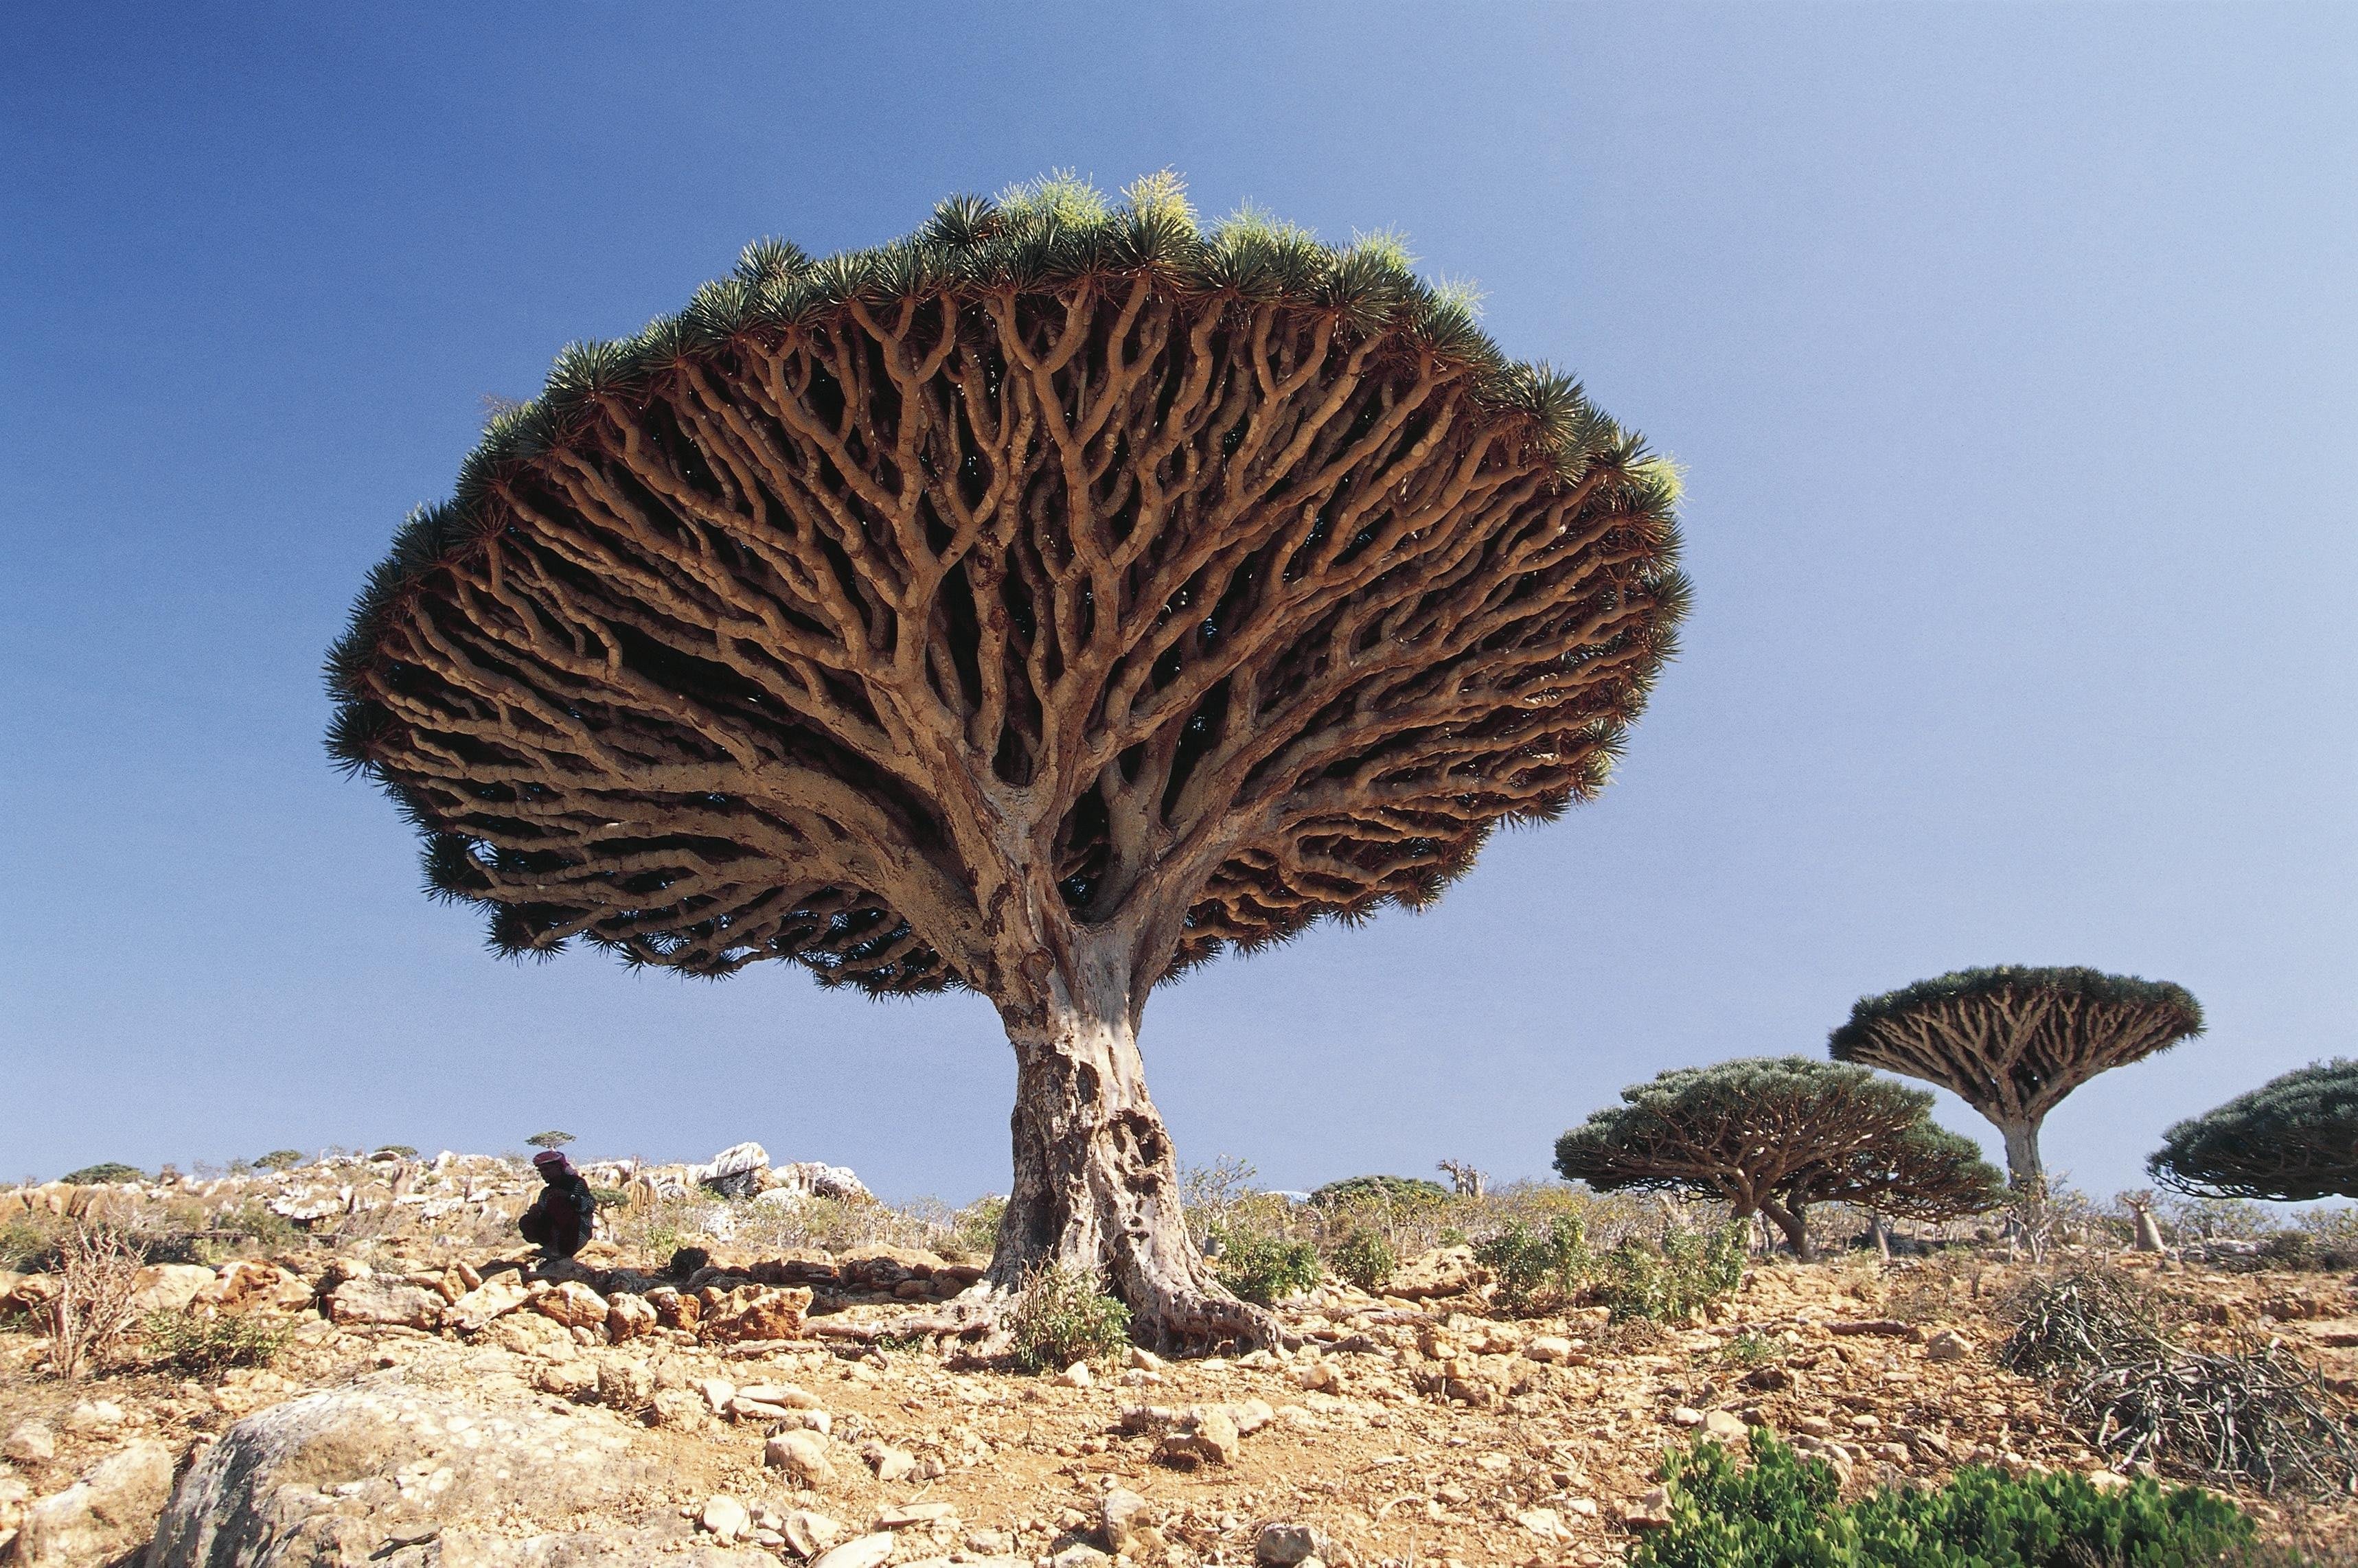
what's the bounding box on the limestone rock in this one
[1100,1487,1160,1555]
[693,1142,772,1198]
[734,1381,821,1409]
[532,1279,610,1333]
[1155,1406,1241,1468]
[650,1388,708,1430]
[442,1273,529,1333]
[700,1284,812,1342]
[1703,1409,1749,1442]
[326,1277,446,1328]
[14,1438,174,1568]
[1524,1335,1575,1363]
[605,1291,658,1342]
[1049,1545,1111,1568]
[781,1508,844,1557]
[1055,1361,1092,1389]
[861,1440,915,1482]
[765,1429,836,1484]
[595,1358,654,1409]
[812,1534,896,1568]
[700,1495,751,1543]
[1385,1245,1485,1300]
[1924,1328,1976,1363]
[5,1420,56,1464]
[1256,1521,1326,1566]
[129,1263,218,1315]
[1623,1484,1674,1529]
[876,1501,957,1528]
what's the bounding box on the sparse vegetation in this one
[1595,1223,1748,1323]
[255,1150,305,1172]
[1634,1431,2258,1568]
[1473,1214,1591,1314]
[145,1308,290,1376]
[40,1223,146,1378]
[1210,1226,1323,1306]
[1328,1228,1396,1293]
[1006,1261,1132,1370]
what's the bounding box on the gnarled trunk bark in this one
[1759,1197,1812,1260]
[979,931,1270,1352]
[1999,1118,2045,1192]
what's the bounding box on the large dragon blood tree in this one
[1828,965,2204,1192]
[326,175,1686,1346]
[2149,1060,2358,1203]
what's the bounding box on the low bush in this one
[1328,1228,1395,1293]
[211,1200,301,1248]
[1634,1431,2258,1567]
[1999,1266,2162,1377]
[1474,1214,1590,1313]
[948,1195,1005,1263]
[145,1309,290,1376]
[41,1225,145,1379]
[1211,1227,1323,1306]
[1309,1175,1452,1210]
[1006,1261,1131,1371]
[1595,1223,1746,1323]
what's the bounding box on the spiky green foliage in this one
[325,170,1686,991]
[1633,1431,2256,1568]
[1309,1174,1452,1209]
[2149,1061,2358,1203]
[1829,968,2204,1189]
[60,1163,146,1186]
[1554,1058,2002,1257]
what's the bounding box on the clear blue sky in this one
[4,4,2352,1202]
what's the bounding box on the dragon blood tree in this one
[2149,1060,2358,1203]
[1552,1057,2000,1258]
[1828,967,2204,1192]
[325,176,1687,1346]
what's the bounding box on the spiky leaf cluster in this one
[325,174,1686,995]
[2149,1060,2358,1203]
[1553,1057,2002,1221]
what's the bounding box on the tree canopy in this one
[2149,1060,2358,1203]
[1828,965,2201,1188]
[1553,1056,2001,1257]
[1310,1174,1452,1209]
[326,172,1686,1006]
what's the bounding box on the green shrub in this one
[144,1310,290,1377]
[1329,1229,1396,1293]
[61,1163,146,1186]
[949,1196,1005,1262]
[0,1214,66,1273]
[1007,1262,1132,1371]
[586,1186,630,1210]
[1474,1214,1591,1313]
[1211,1227,1323,1306]
[211,1201,300,1247]
[1596,1223,1745,1323]
[1634,1431,2256,1568]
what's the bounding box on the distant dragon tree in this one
[327,174,1686,1345]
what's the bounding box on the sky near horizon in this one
[3,5,2353,1205]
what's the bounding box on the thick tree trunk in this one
[1759,1198,1812,1260]
[1866,1212,1892,1263]
[980,938,1270,1352]
[1998,1119,2045,1192]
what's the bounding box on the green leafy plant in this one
[144,1309,290,1376]
[1474,1214,1591,1313]
[1007,1261,1132,1371]
[949,1196,1006,1263]
[1211,1227,1323,1306]
[1595,1223,1746,1323]
[60,1162,146,1186]
[1328,1229,1396,1293]
[255,1150,305,1173]
[1633,1431,2256,1567]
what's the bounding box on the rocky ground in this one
[1,1165,2355,1566]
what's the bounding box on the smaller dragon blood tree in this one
[2149,1060,2358,1203]
[1553,1057,2001,1259]
[1829,966,2203,1191]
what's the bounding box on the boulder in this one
[1924,1328,1976,1363]
[532,1280,610,1333]
[1385,1245,1485,1300]
[764,1429,836,1485]
[700,1495,751,1543]
[812,1534,895,1568]
[769,1162,870,1202]
[14,1438,174,1568]
[1100,1487,1161,1555]
[700,1284,812,1342]
[326,1277,445,1329]
[693,1142,772,1198]
[781,1509,844,1558]
[1256,1522,1327,1567]
[443,1274,530,1333]
[5,1419,56,1464]
[128,1263,218,1315]
[860,1441,915,1482]
[148,1376,772,1565]
[1154,1406,1240,1468]
[606,1291,657,1342]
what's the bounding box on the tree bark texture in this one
[1999,1119,2044,1192]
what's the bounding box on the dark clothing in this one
[520,1169,596,1258]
